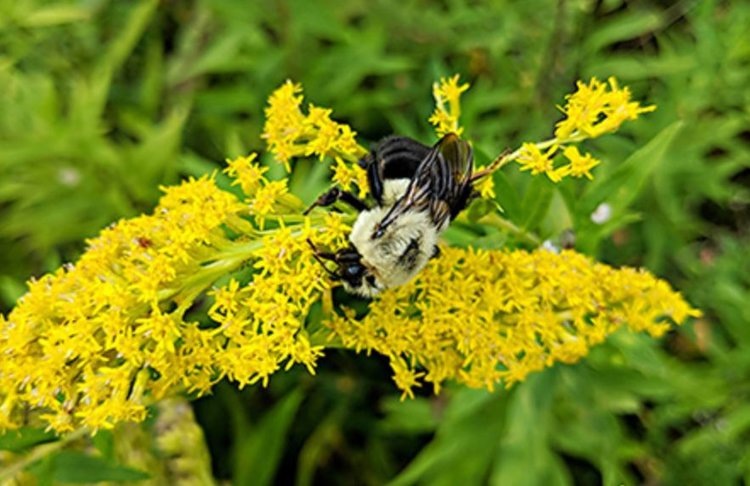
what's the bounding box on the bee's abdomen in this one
[372,136,430,180]
[396,237,421,272]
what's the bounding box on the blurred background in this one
[1,0,748,484]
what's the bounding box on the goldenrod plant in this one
[0,75,697,470]
[2,2,748,484]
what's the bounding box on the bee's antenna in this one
[306,239,340,279]
[471,147,512,181]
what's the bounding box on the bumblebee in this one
[307,133,482,297]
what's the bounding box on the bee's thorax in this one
[349,207,439,291]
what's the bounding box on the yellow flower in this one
[475,174,496,199]
[516,143,559,181]
[391,358,425,400]
[262,81,367,171]
[555,77,656,141]
[261,80,306,170]
[331,156,369,198]
[224,153,267,197]
[0,167,335,433]
[429,74,469,137]
[562,146,600,179]
[0,75,686,437]
[249,179,289,227]
[326,247,700,395]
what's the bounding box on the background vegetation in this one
[1,0,748,484]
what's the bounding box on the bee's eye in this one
[345,263,364,277]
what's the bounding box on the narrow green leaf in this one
[521,176,555,232]
[234,390,304,486]
[491,171,522,221]
[577,122,683,251]
[380,397,438,435]
[584,10,664,54]
[389,389,505,486]
[51,451,150,482]
[581,121,683,216]
[89,0,159,116]
[490,371,567,486]
[22,6,90,27]
[0,427,56,453]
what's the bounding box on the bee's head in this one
[307,240,381,297]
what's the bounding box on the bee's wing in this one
[360,136,432,205]
[376,133,473,234]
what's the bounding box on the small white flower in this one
[541,240,560,253]
[591,203,612,224]
[58,167,81,187]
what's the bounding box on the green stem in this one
[479,212,542,246]
[0,428,89,482]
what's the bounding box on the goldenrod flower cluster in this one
[511,77,656,183]
[328,247,700,398]
[556,77,656,140]
[0,165,346,433]
[262,80,369,196]
[429,75,470,137]
[0,74,697,438]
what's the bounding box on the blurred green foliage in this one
[1,0,748,484]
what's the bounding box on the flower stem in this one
[478,212,541,246]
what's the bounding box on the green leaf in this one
[0,275,26,308]
[577,121,683,251]
[380,397,438,435]
[466,197,500,224]
[584,10,665,54]
[233,390,304,486]
[582,122,683,215]
[490,371,567,486]
[521,176,555,233]
[91,430,115,460]
[491,171,522,221]
[22,6,90,27]
[389,389,505,486]
[296,406,346,486]
[0,427,56,453]
[50,451,150,482]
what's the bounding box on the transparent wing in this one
[375,133,473,236]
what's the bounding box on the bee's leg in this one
[304,187,369,215]
[431,246,441,259]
